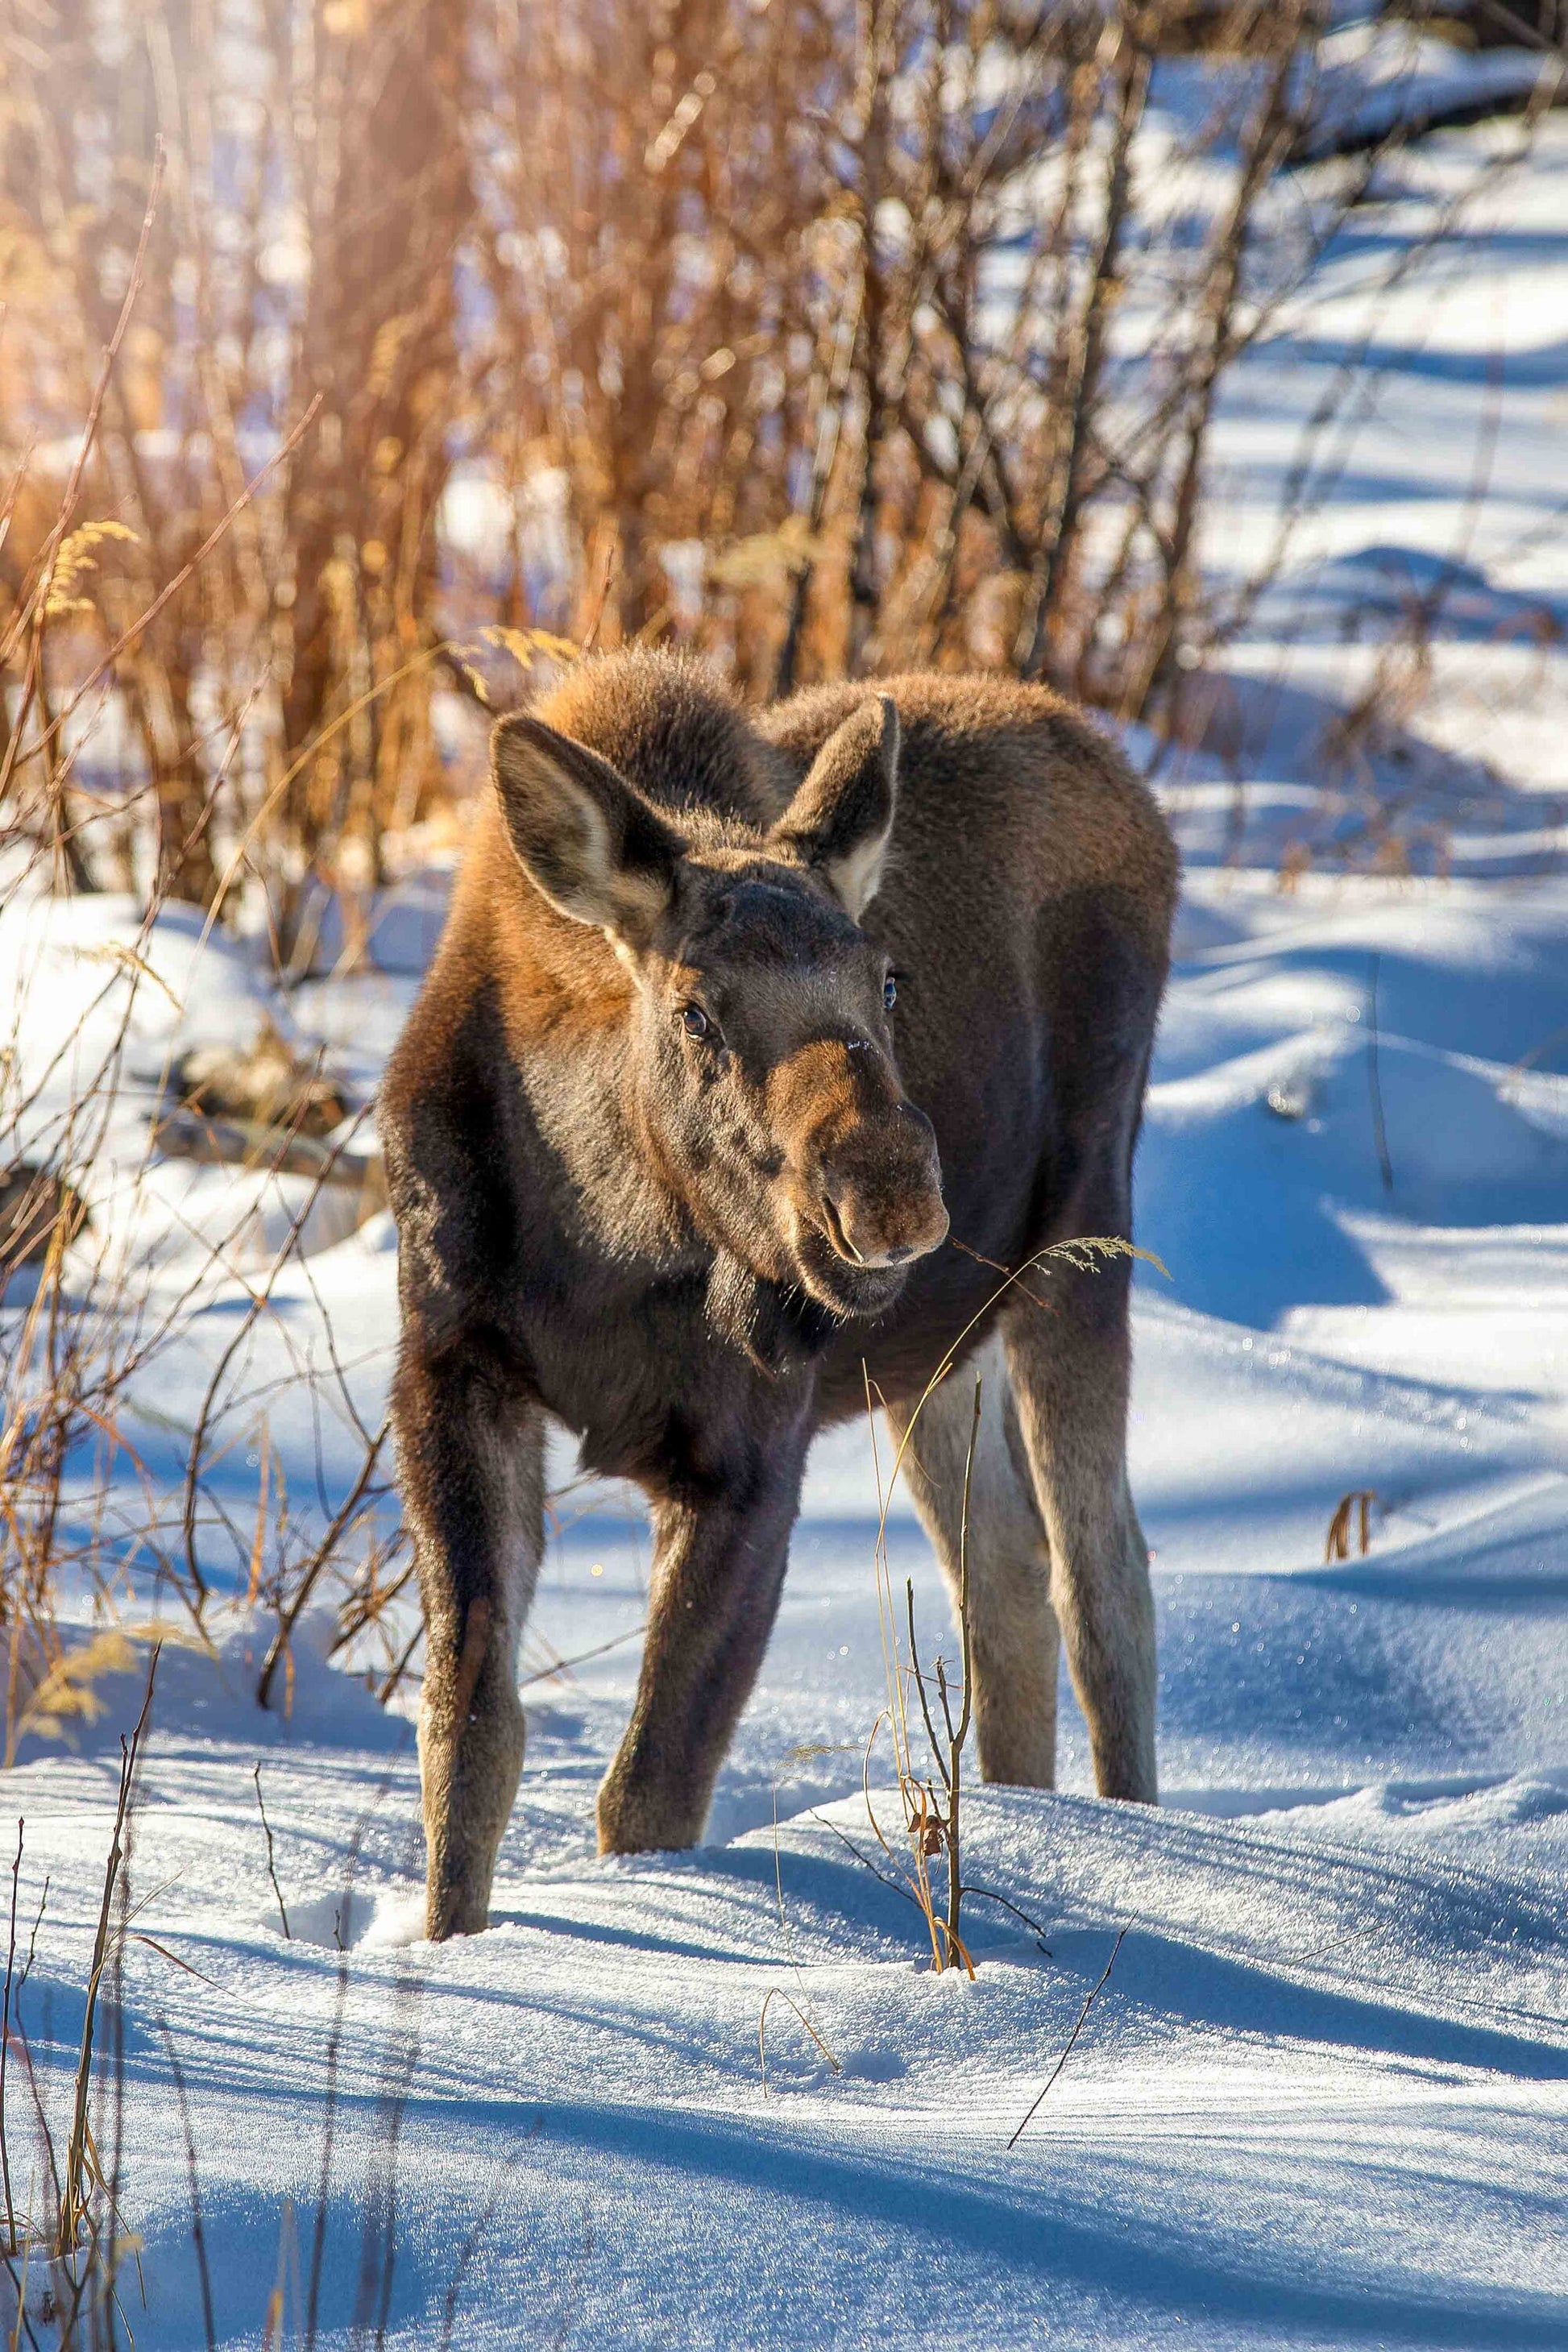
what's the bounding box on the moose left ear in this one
[770,695,898,919]
[491,711,682,951]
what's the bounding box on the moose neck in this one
[704,1250,844,1378]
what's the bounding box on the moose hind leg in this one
[1002,1267,1156,1804]
[392,1332,544,1939]
[884,1334,1060,1788]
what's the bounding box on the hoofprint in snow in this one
[6,119,1568,2352]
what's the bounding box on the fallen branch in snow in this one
[151,1110,383,1197]
[1008,1923,1130,2151]
[253,1765,292,1941]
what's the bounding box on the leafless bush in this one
[466,0,1354,719]
[0,1656,156,2346]
[2,0,470,943]
[0,275,414,1732]
[0,801,400,1752]
[0,0,1548,1740]
[6,0,1529,898]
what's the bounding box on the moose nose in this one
[817,1103,948,1270]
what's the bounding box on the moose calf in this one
[381,652,1176,1939]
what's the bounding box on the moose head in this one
[490,694,948,1324]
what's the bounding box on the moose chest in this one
[506,1235,815,1506]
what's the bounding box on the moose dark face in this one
[491,695,948,1321]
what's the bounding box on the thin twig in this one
[376,1622,425,1710]
[1367,952,1394,1194]
[157,2018,216,2352]
[0,1820,19,2256]
[257,1418,391,1710]
[253,1765,291,1939]
[434,2124,542,2352]
[62,1647,158,2253]
[518,1621,649,1690]
[757,1987,842,2097]
[1008,1923,1129,2150]
[903,1585,948,1794]
[758,1743,854,2094]
[957,1884,1052,1955]
[944,1376,982,1970]
[806,1808,923,1911]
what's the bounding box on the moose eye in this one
[680,1005,712,1041]
[883,974,898,1012]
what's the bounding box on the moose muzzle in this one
[784,1037,948,1281]
[815,1105,948,1268]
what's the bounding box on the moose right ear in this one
[769,695,898,919]
[491,714,682,949]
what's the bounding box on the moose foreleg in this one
[392,1331,544,1939]
[597,1443,807,1855]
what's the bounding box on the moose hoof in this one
[595,1775,701,1856]
[424,1881,494,1941]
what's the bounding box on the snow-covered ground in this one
[4,89,1568,2352]
[11,840,1565,2349]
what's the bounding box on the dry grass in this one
[846,1237,1158,1976]
[0,1650,156,2347]
[1325,1488,1379,1562]
[5,0,1520,906]
[865,1375,983,1978]
[0,14,1529,1737]
[0,10,1552,2317]
[0,879,407,1751]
